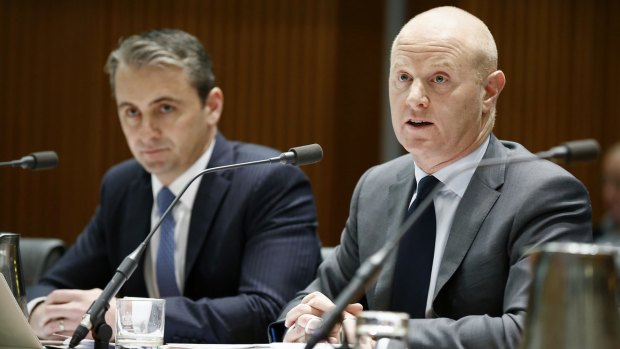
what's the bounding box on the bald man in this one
[271,6,592,348]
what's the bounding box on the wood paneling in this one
[0,0,384,247]
[1,0,618,249]
[0,0,383,245]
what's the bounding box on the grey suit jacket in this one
[274,135,592,349]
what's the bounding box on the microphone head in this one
[22,151,59,170]
[288,144,323,166]
[561,139,600,163]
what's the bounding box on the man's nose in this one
[138,115,161,138]
[406,80,429,110]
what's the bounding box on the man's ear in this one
[204,87,224,125]
[482,70,506,113]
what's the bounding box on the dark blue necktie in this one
[156,187,181,297]
[390,175,440,318]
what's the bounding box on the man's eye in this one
[398,73,410,82]
[432,75,447,84]
[126,108,140,117]
[160,104,175,113]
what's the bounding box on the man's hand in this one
[283,291,363,343]
[29,289,117,340]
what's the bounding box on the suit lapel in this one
[373,160,415,310]
[433,135,506,299]
[184,134,232,279]
[122,168,152,296]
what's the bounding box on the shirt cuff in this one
[27,296,46,316]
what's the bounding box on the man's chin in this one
[137,160,169,174]
[407,144,435,159]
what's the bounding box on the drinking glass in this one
[115,297,165,349]
[355,311,408,349]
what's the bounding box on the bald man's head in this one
[387,6,506,172]
[393,6,498,80]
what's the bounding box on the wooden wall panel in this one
[407,0,620,226]
[2,0,615,250]
[0,0,385,247]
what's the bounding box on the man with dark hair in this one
[28,29,321,344]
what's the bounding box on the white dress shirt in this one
[145,139,215,298]
[409,136,490,316]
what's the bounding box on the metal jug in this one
[519,242,620,349]
[0,232,28,317]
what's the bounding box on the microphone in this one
[69,144,323,349]
[282,144,324,165]
[0,151,59,170]
[304,139,599,349]
[546,139,601,164]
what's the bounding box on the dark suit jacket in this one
[272,135,592,349]
[30,133,321,344]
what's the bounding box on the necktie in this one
[156,187,181,297]
[390,175,440,318]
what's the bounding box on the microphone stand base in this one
[93,322,113,349]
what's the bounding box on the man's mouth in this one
[406,120,433,127]
[142,148,166,155]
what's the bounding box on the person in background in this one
[28,29,321,344]
[596,142,620,243]
[273,6,592,349]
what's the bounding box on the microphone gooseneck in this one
[304,139,600,349]
[0,151,59,170]
[69,144,323,349]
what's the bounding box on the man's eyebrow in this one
[390,58,410,69]
[116,97,181,109]
[149,97,181,106]
[429,60,456,70]
[390,60,456,73]
[117,101,133,109]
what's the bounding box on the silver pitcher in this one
[0,232,28,317]
[519,242,620,349]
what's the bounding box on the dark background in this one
[1,0,618,247]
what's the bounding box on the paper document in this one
[165,343,340,349]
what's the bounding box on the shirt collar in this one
[414,135,490,198]
[151,138,216,209]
